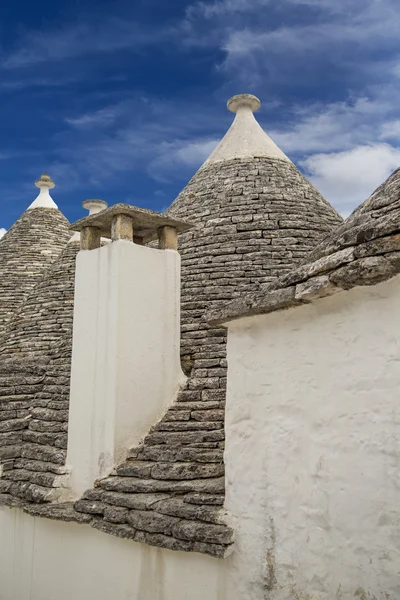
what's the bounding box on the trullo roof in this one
[72,95,343,556]
[208,167,400,324]
[0,174,70,338]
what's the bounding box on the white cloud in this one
[301,144,400,217]
[268,97,393,155]
[380,120,400,142]
[148,139,219,181]
[0,228,7,239]
[66,105,125,128]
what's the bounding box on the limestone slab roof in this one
[0,175,70,339]
[208,167,400,325]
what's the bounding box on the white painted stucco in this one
[204,94,290,166]
[67,241,185,497]
[0,507,232,600]
[27,176,58,210]
[225,275,400,599]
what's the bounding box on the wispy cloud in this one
[65,104,127,128]
[264,94,400,214]
[268,97,395,155]
[0,228,6,239]
[301,144,400,216]
[48,95,226,191]
[1,17,172,70]
[2,0,400,223]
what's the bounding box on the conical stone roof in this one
[0,174,70,339]
[165,94,343,375]
[72,95,343,555]
[208,167,400,324]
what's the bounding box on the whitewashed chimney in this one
[66,204,190,497]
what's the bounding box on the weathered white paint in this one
[0,507,232,600]
[68,199,108,243]
[225,275,400,599]
[67,241,185,497]
[27,174,58,210]
[204,94,289,166]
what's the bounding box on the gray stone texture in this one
[212,167,400,324]
[0,242,79,500]
[73,157,341,555]
[0,208,70,339]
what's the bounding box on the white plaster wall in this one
[225,276,400,600]
[0,507,231,600]
[67,241,185,497]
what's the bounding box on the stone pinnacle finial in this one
[35,173,56,190]
[227,94,261,114]
[68,199,108,243]
[202,93,290,166]
[27,173,58,210]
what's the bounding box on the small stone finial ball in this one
[35,173,55,189]
[227,94,261,114]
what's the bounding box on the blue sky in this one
[1,0,400,234]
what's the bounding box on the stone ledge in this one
[70,203,192,243]
[0,493,234,559]
[208,231,400,325]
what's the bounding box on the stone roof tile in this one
[209,167,400,324]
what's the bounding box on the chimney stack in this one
[66,204,191,497]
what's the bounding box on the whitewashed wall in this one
[225,275,400,600]
[0,507,232,600]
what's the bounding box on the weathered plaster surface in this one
[0,507,232,600]
[225,275,400,599]
[67,241,184,497]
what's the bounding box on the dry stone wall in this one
[0,208,70,339]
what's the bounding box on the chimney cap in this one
[227,94,261,114]
[70,203,192,243]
